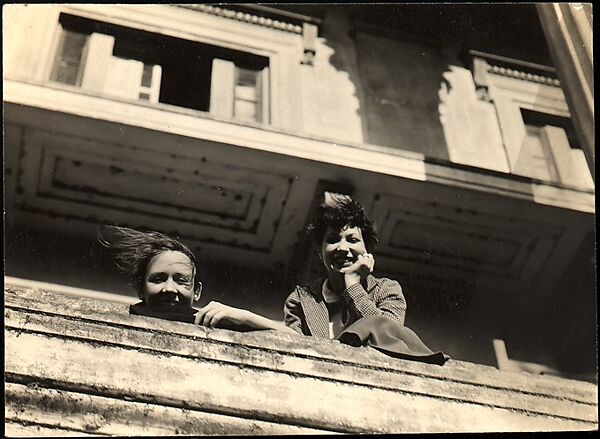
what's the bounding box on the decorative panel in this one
[15,129,292,253]
[369,193,564,296]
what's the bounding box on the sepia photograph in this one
[3,2,596,434]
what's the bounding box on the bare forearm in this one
[240,310,297,334]
[196,301,297,334]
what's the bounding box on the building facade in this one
[3,4,595,378]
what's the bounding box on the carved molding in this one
[471,51,561,100]
[487,64,561,87]
[174,4,303,34]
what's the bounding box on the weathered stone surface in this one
[5,422,98,437]
[5,285,598,434]
[5,307,596,423]
[5,383,328,436]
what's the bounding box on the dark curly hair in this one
[98,225,200,298]
[306,193,378,251]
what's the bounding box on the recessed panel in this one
[16,128,291,253]
[370,193,563,296]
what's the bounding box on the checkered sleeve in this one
[283,287,304,335]
[341,278,406,325]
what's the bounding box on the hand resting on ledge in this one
[194,301,296,334]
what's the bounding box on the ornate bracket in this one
[301,22,318,66]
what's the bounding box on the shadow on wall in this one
[321,5,588,186]
[322,8,451,160]
[354,32,450,160]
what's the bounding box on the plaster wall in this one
[300,9,513,173]
[2,4,61,82]
[354,31,450,159]
[439,66,510,172]
[299,9,366,143]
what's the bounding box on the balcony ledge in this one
[5,283,598,434]
[4,78,595,214]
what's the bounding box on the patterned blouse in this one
[283,275,407,339]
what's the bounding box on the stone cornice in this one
[174,4,303,34]
[488,64,561,87]
[471,50,561,88]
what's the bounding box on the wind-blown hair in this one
[98,225,200,297]
[306,193,378,251]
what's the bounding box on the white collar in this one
[322,279,341,304]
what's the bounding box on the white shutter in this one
[104,56,144,100]
[210,58,235,117]
[259,66,270,123]
[541,125,594,189]
[138,64,162,103]
[570,149,595,189]
[80,33,115,93]
[148,64,162,103]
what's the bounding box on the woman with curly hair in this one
[179,193,405,334]
[282,193,447,363]
[177,193,407,335]
[283,193,406,338]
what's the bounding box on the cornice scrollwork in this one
[174,4,303,34]
[487,64,561,87]
[471,50,561,92]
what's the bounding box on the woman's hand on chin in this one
[340,253,375,288]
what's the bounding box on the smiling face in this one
[142,250,200,311]
[321,225,368,274]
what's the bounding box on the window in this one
[516,109,593,188]
[139,63,160,101]
[471,51,594,189]
[50,13,270,123]
[210,60,269,123]
[235,67,264,122]
[50,28,88,86]
[513,123,557,181]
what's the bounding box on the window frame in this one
[233,64,270,123]
[49,26,90,87]
[43,5,303,129]
[473,54,593,189]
